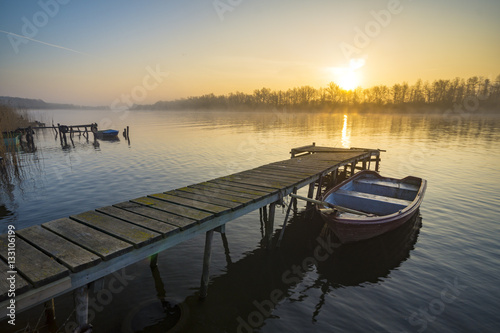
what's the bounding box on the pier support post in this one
[200,229,215,299]
[215,225,225,234]
[292,187,298,213]
[375,154,380,172]
[74,285,89,328]
[216,224,232,265]
[44,298,56,328]
[307,182,315,199]
[265,203,276,247]
[306,182,315,209]
[329,169,337,188]
[150,265,166,300]
[261,205,268,224]
[150,253,159,268]
[277,190,297,248]
[315,175,324,200]
[350,161,356,176]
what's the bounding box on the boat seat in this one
[331,189,412,215]
[352,179,419,201]
[354,178,419,192]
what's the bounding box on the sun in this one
[329,58,365,91]
[338,70,360,91]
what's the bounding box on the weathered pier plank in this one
[0,260,30,302]
[96,206,179,235]
[113,201,195,231]
[219,174,288,189]
[43,218,133,260]
[180,185,258,202]
[202,180,274,196]
[239,170,307,183]
[0,237,69,287]
[131,197,213,222]
[164,189,242,209]
[149,193,230,214]
[71,211,162,248]
[255,165,317,178]
[17,225,101,272]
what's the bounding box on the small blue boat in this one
[95,129,119,140]
[2,132,21,147]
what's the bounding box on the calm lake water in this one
[1,109,499,332]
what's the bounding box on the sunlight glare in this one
[330,58,365,91]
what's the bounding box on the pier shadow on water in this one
[124,211,422,333]
[0,204,14,221]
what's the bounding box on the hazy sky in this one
[1,0,499,106]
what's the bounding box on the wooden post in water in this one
[307,182,315,199]
[216,225,231,263]
[277,187,297,248]
[292,187,298,213]
[91,123,98,142]
[200,229,215,299]
[215,224,225,234]
[215,224,231,264]
[306,182,315,209]
[375,154,380,172]
[350,161,356,176]
[315,176,324,200]
[329,168,337,188]
[44,299,56,325]
[150,253,159,268]
[57,124,63,146]
[150,265,166,300]
[265,202,276,247]
[69,127,74,147]
[74,285,89,328]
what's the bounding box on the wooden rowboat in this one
[95,129,119,140]
[317,170,426,243]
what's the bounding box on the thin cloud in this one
[0,30,91,56]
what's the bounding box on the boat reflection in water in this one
[316,211,422,286]
[123,211,422,332]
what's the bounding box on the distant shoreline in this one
[2,103,499,116]
[128,104,499,115]
[0,96,108,111]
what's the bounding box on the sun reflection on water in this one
[341,114,350,148]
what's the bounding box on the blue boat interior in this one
[324,175,420,216]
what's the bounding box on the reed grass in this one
[0,105,31,132]
[0,105,32,187]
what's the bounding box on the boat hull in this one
[318,170,426,243]
[95,129,119,140]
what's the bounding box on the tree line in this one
[132,75,500,112]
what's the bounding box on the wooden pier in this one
[0,144,382,328]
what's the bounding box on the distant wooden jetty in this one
[0,144,382,329]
